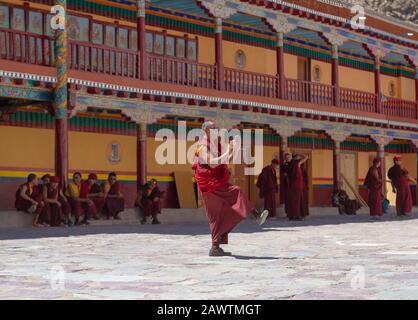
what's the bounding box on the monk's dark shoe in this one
[152,218,161,225]
[209,247,230,257]
[140,218,147,225]
[218,247,232,256]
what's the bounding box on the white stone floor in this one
[1,212,418,300]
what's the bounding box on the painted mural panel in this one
[11,8,24,31]
[187,40,197,61]
[166,36,175,56]
[0,5,10,28]
[67,15,89,42]
[92,23,103,45]
[154,34,164,55]
[176,38,185,58]
[129,31,137,50]
[118,28,128,49]
[105,25,115,47]
[28,11,42,35]
[146,32,153,53]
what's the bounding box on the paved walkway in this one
[1,213,418,299]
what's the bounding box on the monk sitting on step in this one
[15,173,46,227]
[102,172,125,220]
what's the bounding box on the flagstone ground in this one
[1,213,418,300]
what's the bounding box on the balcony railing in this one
[68,41,138,78]
[0,28,416,122]
[383,97,417,119]
[0,27,54,66]
[340,87,376,113]
[225,68,277,98]
[147,54,216,89]
[285,79,334,106]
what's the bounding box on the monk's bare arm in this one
[298,154,309,167]
[59,190,69,202]
[20,186,37,204]
[199,145,231,168]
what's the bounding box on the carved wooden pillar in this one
[137,0,147,80]
[137,122,147,190]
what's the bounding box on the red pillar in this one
[215,17,224,91]
[137,1,147,80]
[332,45,340,107]
[137,122,147,190]
[415,70,418,119]
[276,32,285,99]
[55,118,68,189]
[374,57,382,114]
[333,141,341,190]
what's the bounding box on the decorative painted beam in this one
[0,85,53,101]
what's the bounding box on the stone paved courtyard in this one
[1,213,418,300]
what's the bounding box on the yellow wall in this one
[312,149,333,180]
[399,77,416,102]
[0,126,54,171]
[339,66,375,93]
[284,53,298,79]
[222,40,276,75]
[357,152,376,183]
[311,59,332,85]
[68,132,136,176]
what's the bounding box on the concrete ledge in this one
[0,206,401,229]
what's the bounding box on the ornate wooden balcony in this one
[0,27,416,122]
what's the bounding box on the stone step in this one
[0,205,403,229]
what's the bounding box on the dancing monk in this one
[287,154,309,221]
[387,155,415,217]
[256,159,279,218]
[192,121,268,257]
[364,158,383,217]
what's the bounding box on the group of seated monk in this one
[15,172,125,227]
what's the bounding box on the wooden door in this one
[341,152,357,200]
[297,57,311,102]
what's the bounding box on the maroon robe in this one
[388,164,413,215]
[256,165,278,217]
[334,189,361,215]
[88,183,105,216]
[44,185,71,226]
[15,183,45,217]
[141,185,163,217]
[193,139,253,245]
[281,162,291,216]
[103,182,125,218]
[287,160,309,219]
[364,166,383,216]
[68,181,97,219]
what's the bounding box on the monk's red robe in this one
[256,165,278,217]
[287,160,309,219]
[281,162,291,216]
[388,164,413,215]
[141,185,163,217]
[68,181,97,219]
[193,140,253,245]
[103,182,125,218]
[15,182,45,217]
[364,166,383,216]
[44,185,71,226]
[88,183,105,216]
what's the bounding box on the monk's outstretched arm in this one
[200,144,232,168]
[298,154,309,167]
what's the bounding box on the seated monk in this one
[86,173,104,220]
[102,172,125,220]
[66,172,97,225]
[333,181,361,215]
[43,176,72,227]
[15,173,46,227]
[137,179,164,225]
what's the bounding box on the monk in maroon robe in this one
[287,154,309,221]
[281,153,292,218]
[43,176,72,227]
[102,172,125,219]
[193,121,268,257]
[364,158,383,217]
[138,179,164,225]
[333,181,361,215]
[15,174,46,227]
[256,159,279,218]
[387,155,415,217]
[87,173,104,219]
[66,172,97,225]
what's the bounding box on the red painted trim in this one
[55,118,68,190]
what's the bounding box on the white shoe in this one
[257,210,269,226]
